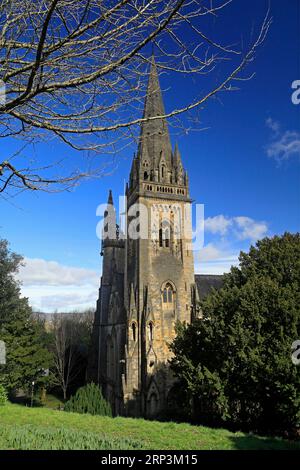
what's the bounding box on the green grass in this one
[0,403,299,450]
[0,425,141,450]
[40,393,64,410]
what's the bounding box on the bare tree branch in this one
[0,0,271,195]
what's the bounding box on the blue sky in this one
[0,0,299,312]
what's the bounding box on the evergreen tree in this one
[64,383,112,416]
[170,233,300,435]
[0,239,51,395]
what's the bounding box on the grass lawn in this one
[0,403,299,450]
[39,393,64,410]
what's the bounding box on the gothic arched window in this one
[162,282,175,305]
[131,322,137,342]
[148,322,154,342]
[159,219,171,248]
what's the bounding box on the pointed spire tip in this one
[107,189,113,205]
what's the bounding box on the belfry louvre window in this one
[159,228,163,247]
[165,229,170,248]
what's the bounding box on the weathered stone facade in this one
[88,57,222,417]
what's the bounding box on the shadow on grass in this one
[9,395,43,407]
[9,392,65,409]
[229,435,300,450]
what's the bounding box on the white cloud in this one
[18,257,99,287]
[195,243,239,275]
[17,258,99,312]
[205,215,232,236]
[198,213,269,274]
[22,285,98,313]
[197,243,222,261]
[265,119,300,162]
[205,215,268,242]
[195,256,239,275]
[266,117,280,134]
[234,216,268,241]
[266,131,300,162]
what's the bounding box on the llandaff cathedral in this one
[88,57,222,417]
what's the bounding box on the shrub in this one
[0,384,8,406]
[64,383,112,417]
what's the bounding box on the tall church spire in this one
[103,189,117,242]
[107,189,114,205]
[138,56,172,168]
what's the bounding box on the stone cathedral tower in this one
[88,57,209,417]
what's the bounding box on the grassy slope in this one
[0,404,299,450]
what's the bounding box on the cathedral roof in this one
[195,274,224,299]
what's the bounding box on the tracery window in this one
[162,282,175,304]
[159,219,171,248]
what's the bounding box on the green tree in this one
[0,239,51,395]
[170,233,300,435]
[64,383,112,417]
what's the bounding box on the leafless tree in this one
[50,311,93,400]
[0,0,271,195]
